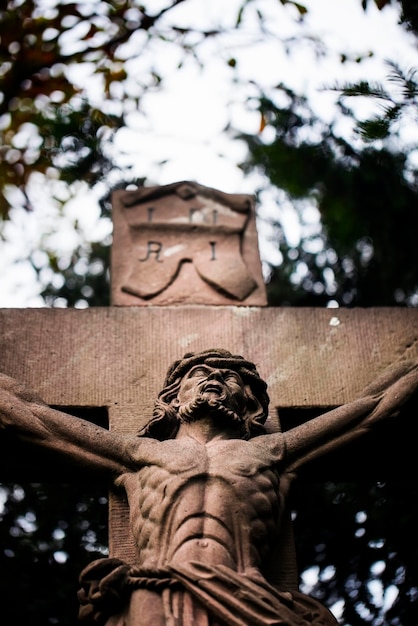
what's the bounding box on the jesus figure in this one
[0,349,417,626]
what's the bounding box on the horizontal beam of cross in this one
[1,306,416,419]
[1,306,416,561]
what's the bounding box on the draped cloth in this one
[78,558,339,626]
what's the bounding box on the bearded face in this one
[143,355,268,441]
[172,365,250,426]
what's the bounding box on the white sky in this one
[120,0,418,191]
[1,0,418,306]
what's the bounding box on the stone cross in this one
[0,182,417,625]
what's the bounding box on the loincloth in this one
[78,558,339,626]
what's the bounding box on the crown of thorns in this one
[160,348,270,420]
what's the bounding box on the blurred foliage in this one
[293,479,418,625]
[0,0,125,215]
[1,1,418,625]
[0,0,311,217]
[39,238,112,307]
[239,63,418,306]
[364,0,418,34]
[0,481,108,626]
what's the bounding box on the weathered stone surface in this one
[111,181,267,305]
[0,307,416,414]
[1,339,417,626]
[1,306,417,488]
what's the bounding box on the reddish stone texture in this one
[0,307,416,415]
[1,337,417,626]
[1,306,416,488]
[111,181,267,305]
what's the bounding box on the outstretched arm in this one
[0,373,139,477]
[283,360,418,473]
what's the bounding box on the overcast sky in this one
[1,0,417,307]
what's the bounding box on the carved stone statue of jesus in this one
[0,349,417,626]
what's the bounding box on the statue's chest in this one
[125,439,281,564]
[135,439,280,516]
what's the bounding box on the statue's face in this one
[176,364,248,417]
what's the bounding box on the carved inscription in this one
[138,241,163,262]
[139,209,220,267]
[139,241,218,264]
[111,181,267,305]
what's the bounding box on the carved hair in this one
[138,349,270,440]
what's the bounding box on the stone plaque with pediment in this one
[111,181,267,305]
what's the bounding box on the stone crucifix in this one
[1,182,417,625]
[0,348,417,625]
